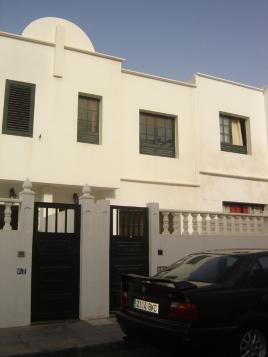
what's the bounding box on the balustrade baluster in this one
[218,215,224,232]
[209,214,216,234]
[234,216,240,234]
[241,216,248,234]
[257,217,262,233]
[3,203,12,231]
[182,213,189,236]
[226,215,232,233]
[173,212,180,235]
[249,216,255,233]
[191,213,199,235]
[201,213,207,235]
[162,211,170,235]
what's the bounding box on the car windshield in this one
[156,254,240,283]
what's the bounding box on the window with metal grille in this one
[219,113,247,154]
[77,95,100,144]
[223,202,264,214]
[140,111,175,158]
[2,80,35,137]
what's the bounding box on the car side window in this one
[258,256,268,271]
[246,259,268,288]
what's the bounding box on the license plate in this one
[133,298,159,314]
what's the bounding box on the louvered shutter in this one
[140,112,175,158]
[2,80,35,137]
[77,95,100,144]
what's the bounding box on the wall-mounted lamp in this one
[9,187,17,199]
[73,193,79,204]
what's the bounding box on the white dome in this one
[22,17,95,51]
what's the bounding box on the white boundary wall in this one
[0,180,34,328]
[148,203,268,275]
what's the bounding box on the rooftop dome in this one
[22,17,95,51]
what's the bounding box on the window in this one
[140,111,175,158]
[156,254,240,283]
[246,257,268,288]
[2,80,35,137]
[219,113,247,154]
[223,202,264,214]
[77,95,100,144]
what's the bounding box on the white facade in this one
[0,17,268,211]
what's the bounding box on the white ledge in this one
[122,69,196,88]
[0,31,125,63]
[65,46,125,62]
[0,31,54,47]
[200,171,268,182]
[121,178,200,187]
[196,73,264,92]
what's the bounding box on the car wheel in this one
[239,327,267,357]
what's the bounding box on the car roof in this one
[189,248,268,256]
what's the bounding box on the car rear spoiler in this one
[121,274,197,290]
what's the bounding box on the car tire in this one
[238,326,267,357]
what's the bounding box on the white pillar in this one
[19,178,35,233]
[79,184,110,320]
[147,203,159,276]
[18,178,35,326]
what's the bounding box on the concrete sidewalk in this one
[0,318,125,357]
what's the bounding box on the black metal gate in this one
[31,202,80,322]
[110,205,149,310]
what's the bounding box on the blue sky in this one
[0,0,267,87]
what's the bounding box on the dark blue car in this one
[116,249,268,357]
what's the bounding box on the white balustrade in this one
[159,209,267,237]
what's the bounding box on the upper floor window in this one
[2,80,35,137]
[77,95,100,144]
[140,111,175,158]
[219,113,247,154]
[223,202,264,214]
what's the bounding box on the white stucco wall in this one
[155,235,268,273]
[0,231,32,327]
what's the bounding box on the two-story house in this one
[1,16,268,213]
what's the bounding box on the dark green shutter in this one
[140,112,175,158]
[77,95,100,144]
[2,80,35,137]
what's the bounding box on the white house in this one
[1,17,268,328]
[0,17,267,212]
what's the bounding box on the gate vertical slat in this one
[55,208,58,233]
[45,207,48,232]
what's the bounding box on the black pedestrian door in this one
[110,206,149,311]
[31,202,80,322]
